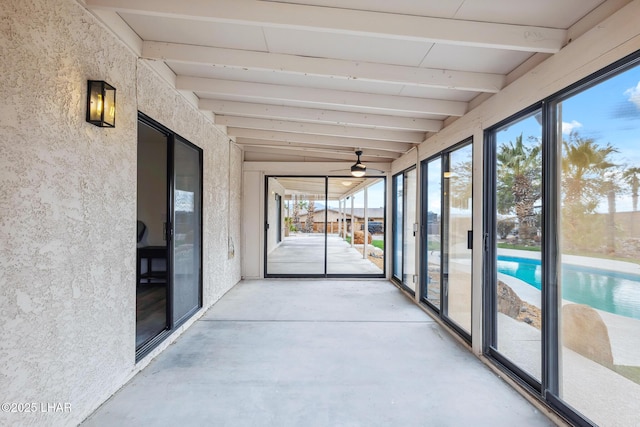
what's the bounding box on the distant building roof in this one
[297,207,384,219]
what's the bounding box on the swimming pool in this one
[497,256,640,320]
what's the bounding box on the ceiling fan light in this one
[351,163,366,177]
[350,150,366,177]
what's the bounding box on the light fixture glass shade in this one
[351,164,366,177]
[87,80,116,127]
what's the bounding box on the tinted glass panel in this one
[557,63,640,426]
[424,158,442,308]
[493,110,543,381]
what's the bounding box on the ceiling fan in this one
[350,150,367,177]
[330,150,386,177]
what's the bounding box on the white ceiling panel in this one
[454,0,606,28]
[398,86,480,103]
[263,27,433,67]
[82,0,626,164]
[166,62,405,96]
[195,93,449,121]
[261,0,464,18]
[421,44,533,74]
[118,13,269,51]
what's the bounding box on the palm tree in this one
[623,166,640,212]
[561,132,618,251]
[292,195,300,231]
[305,199,316,233]
[497,133,541,241]
[562,132,617,211]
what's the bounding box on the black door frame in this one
[136,112,203,362]
[264,175,386,278]
[392,166,417,294]
[420,138,473,344]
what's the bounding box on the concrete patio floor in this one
[267,234,383,275]
[83,280,556,427]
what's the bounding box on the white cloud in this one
[562,120,582,135]
[624,81,640,110]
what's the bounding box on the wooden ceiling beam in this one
[88,0,566,52]
[144,41,505,93]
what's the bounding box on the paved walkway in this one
[267,234,382,275]
[83,280,555,427]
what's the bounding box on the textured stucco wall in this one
[0,1,241,426]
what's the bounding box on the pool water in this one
[497,256,640,320]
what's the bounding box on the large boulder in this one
[562,304,613,367]
[497,280,523,318]
[369,247,384,258]
[353,230,372,244]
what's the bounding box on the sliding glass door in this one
[136,113,203,360]
[266,177,325,275]
[422,157,442,309]
[484,54,640,426]
[443,142,473,335]
[486,108,543,385]
[392,174,403,282]
[392,167,417,293]
[265,176,385,278]
[171,136,202,326]
[421,140,473,340]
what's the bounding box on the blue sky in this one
[286,64,640,214]
[562,64,640,167]
[497,62,640,212]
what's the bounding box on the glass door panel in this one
[392,174,403,281]
[266,177,326,276]
[423,158,442,309]
[443,143,473,334]
[403,168,417,292]
[492,111,543,381]
[171,137,202,326]
[326,177,384,275]
[266,176,385,277]
[556,63,640,426]
[136,120,169,350]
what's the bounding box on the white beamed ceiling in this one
[85,0,611,164]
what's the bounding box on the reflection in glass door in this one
[171,137,202,326]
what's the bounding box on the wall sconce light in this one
[86,80,116,127]
[443,171,452,178]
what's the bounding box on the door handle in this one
[467,230,473,250]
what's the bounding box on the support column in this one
[343,200,347,241]
[339,199,343,237]
[350,196,355,248]
[364,187,369,260]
